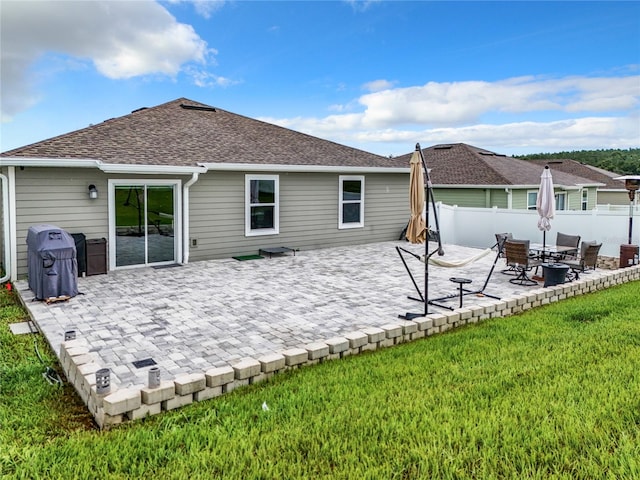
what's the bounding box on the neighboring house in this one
[526,159,629,207]
[398,143,605,211]
[0,98,410,280]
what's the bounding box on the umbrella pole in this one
[400,144,444,320]
[423,154,429,316]
[542,230,546,263]
[421,146,445,316]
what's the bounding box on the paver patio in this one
[15,240,613,390]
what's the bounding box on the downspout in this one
[9,167,17,281]
[182,172,200,264]
[0,172,10,282]
[505,188,512,209]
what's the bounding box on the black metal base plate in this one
[132,358,157,369]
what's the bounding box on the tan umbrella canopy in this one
[406,150,427,244]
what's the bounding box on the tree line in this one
[515,148,640,175]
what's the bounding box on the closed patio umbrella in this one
[536,165,555,262]
[406,150,426,244]
[399,144,444,320]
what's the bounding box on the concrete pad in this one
[9,321,36,335]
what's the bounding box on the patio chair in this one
[495,232,516,275]
[562,242,602,280]
[553,232,581,261]
[504,239,542,286]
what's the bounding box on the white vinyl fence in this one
[430,203,640,258]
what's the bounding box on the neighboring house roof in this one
[397,143,603,188]
[526,159,626,190]
[1,98,406,171]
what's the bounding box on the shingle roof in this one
[397,143,603,187]
[526,159,625,190]
[1,98,405,169]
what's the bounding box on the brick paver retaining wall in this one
[55,264,640,429]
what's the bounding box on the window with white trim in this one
[527,191,537,210]
[555,192,566,211]
[245,175,279,236]
[581,189,588,210]
[339,176,364,228]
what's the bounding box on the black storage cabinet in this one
[27,224,78,300]
[86,238,107,275]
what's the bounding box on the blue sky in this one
[1,0,639,156]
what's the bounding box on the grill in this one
[26,224,78,300]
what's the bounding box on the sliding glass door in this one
[111,181,180,268]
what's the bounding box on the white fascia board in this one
[575,182,606,188]
[199,162,409,174]
[434,184,536,189]
[0,157,101,168]
[614,175,640,180]
[0,157,400,174]
[433,183,601,190]
[98,163,206,175]
[0,157,206,175]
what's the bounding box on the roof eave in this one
[99,164,206,175]
[434,183,604,189]
[199,163,409,174]
[575,182,607,188]
[0,157,207,175]
[0,157,100,168]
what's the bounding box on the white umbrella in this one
[536,165,555,261]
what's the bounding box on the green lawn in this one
[1,281,639,479]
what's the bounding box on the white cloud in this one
[1,0,211,121]
[354,75,640,128]
[343,0,381,13]
[362,79,395,92]
[263,73,640,155]
[187,68,240,88]
[415,116,640,151]
[166,0,226,19]
[192,0,225,19]
[330,115,639,156]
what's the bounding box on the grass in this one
[1,280,639,479]
[115,186,174,229]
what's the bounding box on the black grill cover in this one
[27,224,78,300]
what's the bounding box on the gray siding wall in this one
[11,167,408,276]
[597,191,629,206]
[433,188,485,207]
[188,171,409,260]
[507,187,600,211]
[14,167,110,277]
[567,190,581,210]
[12,167,193,277]
[567,188,598,210]
[489,189,508,208]
[510,190,529,210]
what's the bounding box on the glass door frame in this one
[108,179,182,270]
